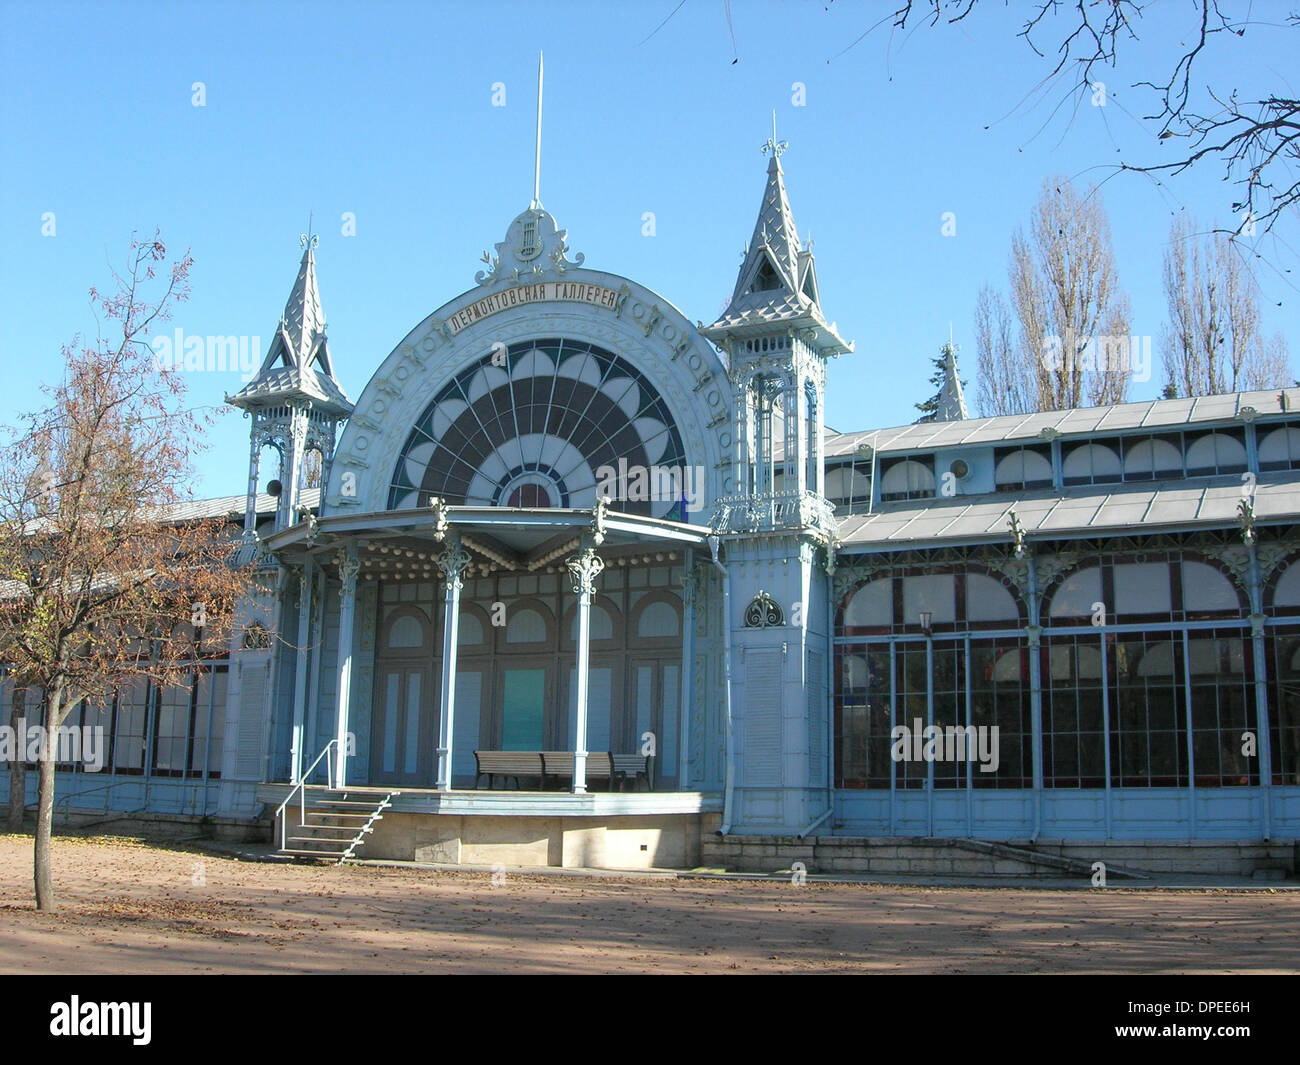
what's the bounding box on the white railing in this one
[275,739,337,851]
[711,491,837,535]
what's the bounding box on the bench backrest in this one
[541,751,612,778]
[474,751,543,775]
[612,753,651,776]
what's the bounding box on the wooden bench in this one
[474,750,654,791]
[474,751,544,790]
[612,753,654,792]
[540,751,612,790]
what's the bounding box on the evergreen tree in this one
[915,342,967,423]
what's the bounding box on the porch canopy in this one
[263,499,712,794]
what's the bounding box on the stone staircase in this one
[278,788,399,864]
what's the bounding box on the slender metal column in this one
[304,565,326,772]
[566,540,605,794]
[289,559,314,783]
[1182,629,1196,839]
[333,546,360,787]
[678,557,697,789]
[243,435,262,540]
[1248,543,1274,839]
[282,403,308,528]
[435,536,471,791]
[925,632,935,837]
[1249,609,1273,839]
[1027,552,1044,840]
[1100,631,1113,838]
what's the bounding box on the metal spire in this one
[761,109,788,159]
[531,52,543,209]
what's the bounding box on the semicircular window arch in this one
[388,338,689,518]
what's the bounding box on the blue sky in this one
[2,0,1297,497]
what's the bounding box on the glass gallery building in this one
[5,150,1298,877]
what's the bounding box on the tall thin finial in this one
[761,109,788,159]
[531,52,544,209]
[299,212,318,251]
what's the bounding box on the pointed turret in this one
[934,340,969,421]
[228,236,354,536]
[228,237,353,416]
[702,151,849,353]
[704,131,852,540]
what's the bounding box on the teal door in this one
[501,667,547,750]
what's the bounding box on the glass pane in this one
[502,669,545,750]
[404,672,421,776]
[382,674,399,774]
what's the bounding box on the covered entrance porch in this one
[264,499,712,799]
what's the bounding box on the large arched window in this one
[1062,443,1121,486]
[1269,559,1300,616]
[1046,554,1242,624]
[1185,431,1247,476]
[879,458,935,501]
[388,339,688,518]
[1258,427,1300,471]
[841,568,1023,634]
[994,447,1053,490]
[1123,437,1182,479]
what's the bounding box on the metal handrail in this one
[37,778,147,821]
[275,740,337,850]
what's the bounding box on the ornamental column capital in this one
[437,539,473,592]
[336,548,361,592]
[566,545,605,597]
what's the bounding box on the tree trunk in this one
[7,686,26,832]
[34,686,62,912]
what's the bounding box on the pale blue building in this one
[7,141,1299,877]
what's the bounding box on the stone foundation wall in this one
[700,834,1298,878]
[1,805,271,844]
[361,811,717,869]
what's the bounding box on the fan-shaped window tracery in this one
[388,339,689,517]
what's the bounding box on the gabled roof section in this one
[228,237,354,416]
[701,153,850,354]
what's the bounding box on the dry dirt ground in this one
[1,834,1297,974]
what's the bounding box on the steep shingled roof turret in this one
[701,147,850,353]
[227,236,354,416]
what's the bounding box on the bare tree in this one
[974,283,1032,417]
[6,684,25,831]
[0,234,252,910]
[1251,332,1295,391]
[989,177,1132,413]
[1161,215,1293,396]
[885,2,1300,242]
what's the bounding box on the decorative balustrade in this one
[709,491,837,535]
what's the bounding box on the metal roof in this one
[160,487,321,523]
[825,387,1300,460]
[836,473,1298,552]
